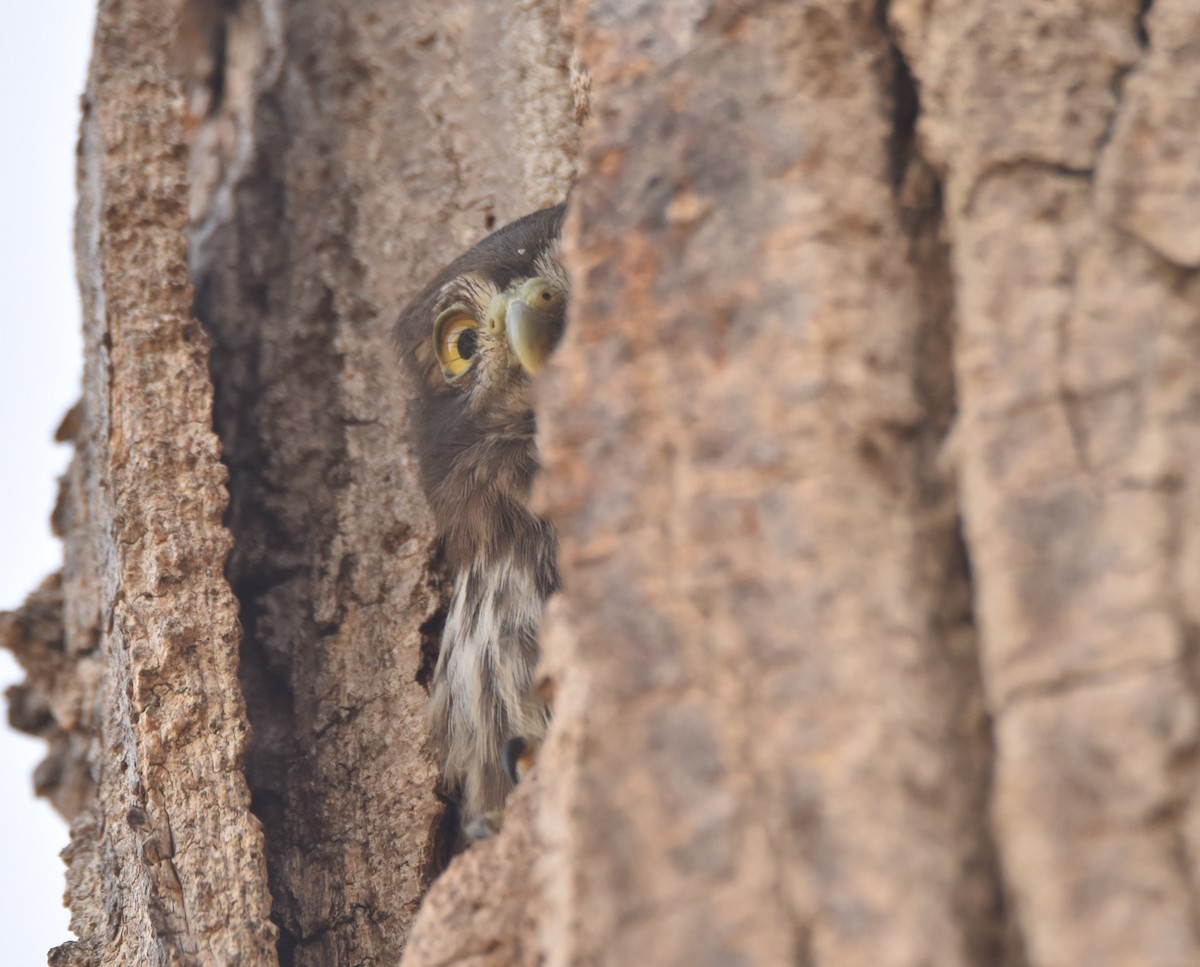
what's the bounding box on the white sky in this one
[0,3,97,958]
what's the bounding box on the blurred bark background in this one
[2,0,1198,965]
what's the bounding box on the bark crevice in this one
[883,10,1024,961]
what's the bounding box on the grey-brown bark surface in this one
[3,0,1199,965]
[3,0,277,962]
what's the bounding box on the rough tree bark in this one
[2,0,1198,965]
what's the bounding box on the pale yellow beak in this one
[487,277,565,375]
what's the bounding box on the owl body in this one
[396,206,567,826]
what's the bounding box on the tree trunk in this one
[3,0,1198,965]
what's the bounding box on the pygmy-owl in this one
[396,205,567,831]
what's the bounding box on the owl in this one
[396,205,568,832]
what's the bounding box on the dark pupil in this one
[456,328,479,359]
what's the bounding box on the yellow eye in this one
[433,310,481,381]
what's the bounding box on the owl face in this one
[431,250,569,396]
[400,206,568,396]
[396,205,568,571]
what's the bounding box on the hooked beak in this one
[489,277,565,375]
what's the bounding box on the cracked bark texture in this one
[889,1,1200,964]
[4,0,1200,965]
[2,0,278,963]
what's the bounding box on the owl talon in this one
[501,736,526,784]
[501,734,539,785]
[465,811,504,840]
